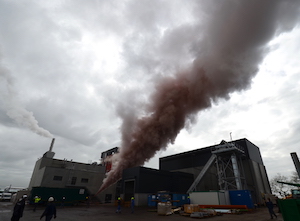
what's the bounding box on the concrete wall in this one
[28,158,44,189]
[39,167,104,189]
[190,191,230,205]
[134,193,148,206]
[28,156,117,203]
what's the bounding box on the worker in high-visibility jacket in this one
[131,196,135,213]
[116,197,121,213]
[33,196,41,212]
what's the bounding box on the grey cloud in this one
[1,0,300,189]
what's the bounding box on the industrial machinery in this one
[276,152,300,221]
[187,141,246,193]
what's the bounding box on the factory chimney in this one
[49,138,55,152]
[43,138,55,159]
[291,152,300,180]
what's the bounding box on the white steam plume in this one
[0,55,53,138]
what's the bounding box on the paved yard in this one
[0,202,283,221]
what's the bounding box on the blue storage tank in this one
[229,190,254,209]
[148,194,157,207]
[172,194,189,207]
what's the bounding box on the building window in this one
[81,178,89,183]
[53,176,63,181]
[71,177,77,185]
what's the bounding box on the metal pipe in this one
[291,152,300,179]
[49,138,55,152]
[231,154,242,190]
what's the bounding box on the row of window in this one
[53,176,89,184]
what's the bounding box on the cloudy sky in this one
[1,0,300,189]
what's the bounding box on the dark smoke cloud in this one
[98,0,300,192]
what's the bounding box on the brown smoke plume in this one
[98,0,300,193]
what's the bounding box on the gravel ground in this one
[0,201,283,221]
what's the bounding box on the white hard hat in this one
[23,195,27,198]
[48,197,54,202]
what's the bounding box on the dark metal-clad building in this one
[159,138,271,204]
[120,167,193,205]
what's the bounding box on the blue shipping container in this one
[157,192,171,202]
[148,194,157,207]
[172,194,189,207]
[229,190,254,209]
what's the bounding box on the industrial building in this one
[120,166,194,205]
[28,139,117,204]
[120,138,271,206]
[158,138,271,205]
[28,138,271,207]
